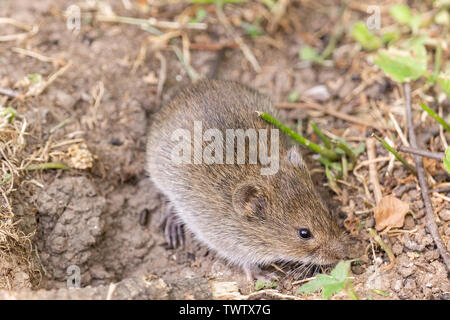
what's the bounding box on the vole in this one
[146,80,347,279]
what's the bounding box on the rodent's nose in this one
[326,239,348,262]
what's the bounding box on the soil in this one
[0,0,449,300]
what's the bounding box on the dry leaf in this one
[423,157,438,175]
[374,195,409,231]
[344,216,361,236]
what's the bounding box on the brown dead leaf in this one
[397,175,416,184]
[423,157,438,175]
[344,216,361,236]
[374,195,409,231]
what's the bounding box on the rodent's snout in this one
[316,235,351,265]
[314,239,348,265]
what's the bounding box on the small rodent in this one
[147,80,347,278]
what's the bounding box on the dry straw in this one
[0,107,41,289]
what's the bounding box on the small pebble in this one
[392,279,403,292]
[424,250,440,261]
[139,209,149,226]
[365,217,375,229]
[444,225,450,237]
[399,266,414,278]
[55,90,76,109]
[392,242,403,255]
[304,85,330,102]
[403,215,415,230]
[404,240,425,252]
[421,234,433,246]
[404,278,417,290]
[438,209,450,221]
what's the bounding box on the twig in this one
[0,88,19,98]
[215,4,261,72]
[367,138,383,204]
[245,289,299,300]
[276,100,387,131]
[155,51,167,104]
[388,112,409,147]
[291,276,316,285]
[25,61,73,97]
[398,146,444,160]
[96,15,207,33]
[106,282,117,300]
[372,134,417,176]
[0,17,38,41]
[171,45,201,81]
[131,31,181,73]
[404,83,450,272]
[12,47,60,63]
[368,228,396,271]
[267,0,290,33]
[189,41,239,51]
[430,186,450,194]
[49,117,73,133]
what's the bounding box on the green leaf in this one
[330,260,350,282]
[254,280,277,291]
[351,21,381,51]
[390,4,412,25]
[27,73,42,84]
[297,274,337,295]
[374,44,427,82]
[0,106,16,123]
[0,173,11,185]
[352,142,366,157]
[254,280,265,291]
[299,45,324,64]
[381,31,400,45]
[444,147,450,174]
[296,260,356,299]
[322,281,345,299]
[405,36,428,59]
[241,20,263,37]
[409,14,422,33]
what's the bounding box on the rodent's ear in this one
[286,146,307,170]
[232,182,267,220]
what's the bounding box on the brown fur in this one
[147,80,346,269]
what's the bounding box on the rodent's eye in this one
[297,228,312,240]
